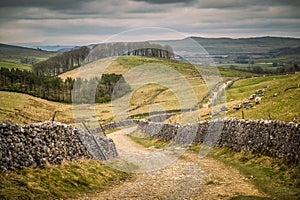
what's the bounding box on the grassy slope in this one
[226,73,300,122]
[1,56,241,124]
[60,56,251,118]
[0,91,73,124]
[0,91,116,125]
[59,56,207,117]
[0,160,133,200]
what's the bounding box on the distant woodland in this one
[33,46,90,76]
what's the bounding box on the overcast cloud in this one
[0,0,299,45]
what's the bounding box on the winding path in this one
[79,127,266,200]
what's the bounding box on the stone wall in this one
[90,115,172,135]
[0,120,118,171]
[138,118,300,162]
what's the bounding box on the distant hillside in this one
[269,46,300,56]
[33,45,75,51]
[0,43,57,63]
[155,36,300,55]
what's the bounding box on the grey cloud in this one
[0,0,299,45]
[0,0,95,10]
[197,0,300,9]
[132,0,195,4]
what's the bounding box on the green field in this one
[226,73,300,122]
[0,60,32,71]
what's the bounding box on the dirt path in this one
[79,127,266,200]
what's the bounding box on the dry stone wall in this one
[0,120,118,172]
[138,118,300,162]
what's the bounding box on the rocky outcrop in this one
[138,118,300,162]
[0,121,118,172]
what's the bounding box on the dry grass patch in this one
[0,91,73,124]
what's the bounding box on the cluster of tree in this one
[250,65,300,74]
[0,67,73,102]
[0,67,130,104]
[86,42,174,63]
[73,74,131,104]
[33,46,90,76]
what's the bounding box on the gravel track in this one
[78,127,266,200]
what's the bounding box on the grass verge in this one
[189,143,300,200]
[0,159,132,200]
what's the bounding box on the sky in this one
[0,0,299,45]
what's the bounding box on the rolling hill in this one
[1,36,300,72]
[0,41,299,124]
[59,56,254,119]
[0,43,56,61]
[0,43,57,71]
[156,36,300,55]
